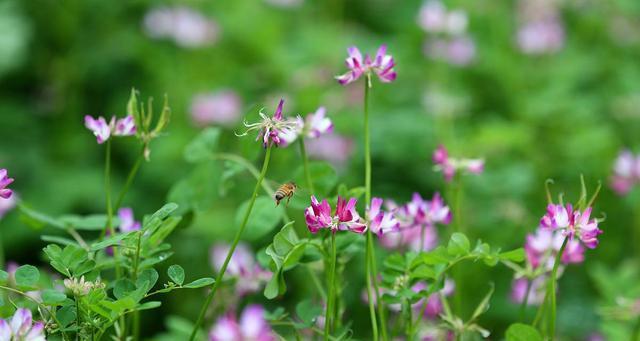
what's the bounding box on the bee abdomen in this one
[274,191,286,200]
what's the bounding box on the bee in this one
[274,182,297,206]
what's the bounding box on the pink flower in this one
[336,45,397,86]
[85,115,136,144]
[239,99,300,148]
[510,277,546,306]
[209,305,275,341]
[367,198,400,236]
[305,196,367,234]
[210,243,272,296]
[0,169,14,199]
[190,90,242,127]
[525,228,584,269]
[540,204,603,249]
[517,17,565,55]
[432,144,484,182]
[304,107,333,138]
[0,193,16,219]
[610,150,639,195]
[418,0,448,33]
[423,279,455,318]
[305,134,354,167]
[143,6,219,48]
[118,208,141,232]
[0,308,46,341]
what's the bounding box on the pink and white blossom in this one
[85,115,136,144]
[0,193,16,219]
[367,198,400,236]
[209,305,275,341]
[525,228,584,269]
[510,277,547,306]
[336,45,397,87]
[432,144,484,182]
[305,134,354,167]
[0,169,14,200]
[190,90,242,127]
[143,6,219,48]
[210,243,272,296]
[305,196,366,234]
[0,308,46,341]
[239,99,300,148]
[540,204,603,249]
[277,106,333,146]
[610,150,640,195]
[517,17,565,55]
[118,208,141,233]
[113,116,137,136]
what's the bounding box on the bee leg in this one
[286,196,292,206]
[275,200,280,207]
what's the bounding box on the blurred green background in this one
[1,0,640,339]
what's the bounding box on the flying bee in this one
[274,182,297,206]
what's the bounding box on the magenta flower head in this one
[510,277,546,306]
[118,208,141,232]
[367,197,400,236]
[432,144,484,182]
[210,243,271,296]
[540,204,603,249]
[278,106,334,146]
[525,228,584,269]
[238,99,300,148]
[85,115,136,144]
[610,150,639,195]
[305,196,367,234]
[0,308,46,341]
[336,45,397,87]
[0,194,16,219]
[0,169,14,199]
[209,305,275,341]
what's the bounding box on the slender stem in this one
[114,147,145,211]
[548,236,568,339]
[131,231,143,341]
[369,236,388,340]
[67,228,89,250]
[188,147,273,341]
[364,240,379,341]
[450,175,463,314]
[419,224,426,251]
[299,139,315,194]
[75,295,81,341]
[324,232,337,340]
[0,285,67,339]
[0,235,4,270]
[307,265,327,301]
[519,278,533,321]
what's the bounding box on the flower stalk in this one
[188,146,273,341]
[299,138,315,194]
[324,232,337,340]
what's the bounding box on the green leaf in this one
[263,222,306,299]
[499,248,526,262]
[418,246,451,265]
[58,214,112,231]
[19,205,65,230]
[183,278,215,288]
[184,128,221,163]
[42,289,67,304]
[470,283,495,322]
[167,265,185,285]
[505,323,543,341]
[235,197,283,242]
[14,265,39,288]
[56,305,76,327]
[296,299,323,327]
[113,279,137,300]
[90,232,134,252]
[73,260,95,277]
[143,203,179,231]
[41,235,77,246]
[0,270,8,284]
[293,162,337,196]
[410,265,436,280]
[447,233,470,255]
[137,301,162,311]
[137,269,159,293]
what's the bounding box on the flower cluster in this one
[0,308,46,341]
[278,106,334,146]
[366,198,400,236]
[305,134,354,168]
[525,228,584,270]
[510,276,547,306]
[190,90,242,127]
[118,207,141,232]
[63,276,105,296]
[363,278,455,318]
[143,6,219,48]
[379,193,451,251]
[305,196,366,234]
[0,169,14,200]
[610,149,640,195]
[84,115,136,144]
[239,99,301,148]
[418,0,476,66]
[516,0,565,55]
[210,243,271,296]
[432,144,484,182]
[209,305,275,341]
[540,204,603,249]
[335,45,397,87]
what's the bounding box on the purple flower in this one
[239,99,300,148]
[432,144,484,182]
[510,277,546,306]
[84,115,136,144]
[0,169,14,200]
[367,198,400,236]
[143,6,219,48]
[305,134,354,167]
[305,196,367,234]
[610,150,639,195]
[0,193,16,219]
[540,204,603,249]
[210,243,271,296]
[423,279,455,318]
[304,107,333,138]
[209,305,275,341]
[517,17,565,55]
[118,208,141,232]
[335,45,397,87]
[0,308,46,341]
[525,228,584,269]
[190,90,242,127]
[418,0,448,33]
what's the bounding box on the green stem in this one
[114,147,145,211]
[364,239,379,341]
[299,139,315,194]
[325,232,337,340]
[75,295,81,341]
[369,236,388,340]
[131,231,143,341]
[519,278,533,321]
[548,236,568,339]
[308,265,327,301]
[188,147,273,341]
